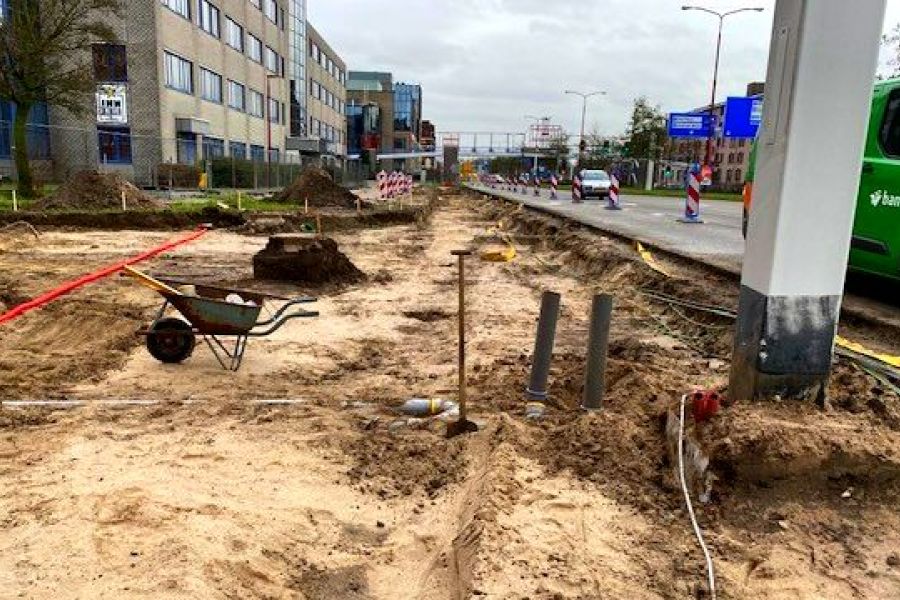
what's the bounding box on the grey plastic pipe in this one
[582,294,613,410]
[526,291,561,402]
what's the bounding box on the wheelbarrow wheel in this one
[146,317,196,364]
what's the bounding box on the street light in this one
[682,5,764,175]
[564,90,606,158]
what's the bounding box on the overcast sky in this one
[310,0,900,140]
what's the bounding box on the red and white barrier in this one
[572,176,582,203]
[680,170,703,223]
[550,175,558,200]
[606,174,621,210]
[377,170,387,200]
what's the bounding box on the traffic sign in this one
[723,96,763,138]
[667,113,715,138]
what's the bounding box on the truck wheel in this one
[147,317,196,364]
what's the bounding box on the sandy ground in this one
[1,195,899,599]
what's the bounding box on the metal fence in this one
[0,120,367,192]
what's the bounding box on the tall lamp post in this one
[682,5,763,176]
[564,90,605,160]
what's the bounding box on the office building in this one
[305,22,347,161]
[346,71,423,170]
[45,0,293,185]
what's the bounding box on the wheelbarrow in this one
[124,267,318,371]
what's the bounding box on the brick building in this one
[667,82,763,189]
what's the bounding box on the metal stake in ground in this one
[447,249,478,438]
[582,294,613,410]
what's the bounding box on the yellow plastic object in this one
[635,241,670,276]
[121,266,183,295]
[835,335,900,368]
[199,173,208,190]
[480,244,516,262]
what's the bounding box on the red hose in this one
[0,226,209,326]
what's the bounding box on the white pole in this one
[237,190,242,211]
[12,190,17,212]
[121,190,126,211]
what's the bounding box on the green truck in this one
[744,78,900,282]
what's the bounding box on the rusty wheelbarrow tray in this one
[132,273,318,371]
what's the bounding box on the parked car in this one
[580,169,612,199]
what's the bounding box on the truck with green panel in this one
[744,78,900,282]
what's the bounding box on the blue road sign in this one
[723,96,763,138]
[667,113,714,138]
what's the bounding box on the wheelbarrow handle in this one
[255,297,319,328]
[248,309,319,337]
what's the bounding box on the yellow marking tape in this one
[634,242,671,276]
[835,336,900,369]
[632,243,900,370]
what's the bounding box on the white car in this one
[580,170,611,199]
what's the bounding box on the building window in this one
[227,80,245,111]
[267,97,280,122]
[203,136,225,159]
[161,0,190,19]
[269,147,280,162]
[248,89,264,117]
[726,169,733,183]
[177,131,197,164]
[737,153,744,164]
[92,44,128,82]
[197,0,219,37]
[309,41,316,58]
[250,144,265,162]
[98,127,132,164]
[225,17,243,52]
[229,141,247,159]
[247,34,262,63]
[263,0,277,23]
[264,46,278,72]
[165,52,193,94]
[200,67,222,103]
[735,169,742,181]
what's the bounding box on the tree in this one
[624,97,668,160]
[882,23,900,79]
[0,0,121,197]
[546,134,569,173]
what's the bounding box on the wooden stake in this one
[304,196,309,214]
[121,190,126,211]
[356,196,361,214]
[11,190,17,212]
[237,191,242,211]
[316,214,322,237]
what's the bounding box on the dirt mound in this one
[253,234,365,284]
[34,171,162,211]
[273,167,361,209]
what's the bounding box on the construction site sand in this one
[0,195,898,598]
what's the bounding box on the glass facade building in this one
[393,83,421,139]
[288,0,307,137]
[346,102,381,155]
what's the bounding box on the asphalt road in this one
[466,183,745,272]
[465,182,900,330]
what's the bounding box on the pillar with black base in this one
[729,0,886,402]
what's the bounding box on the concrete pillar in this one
[729,0,886,402]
